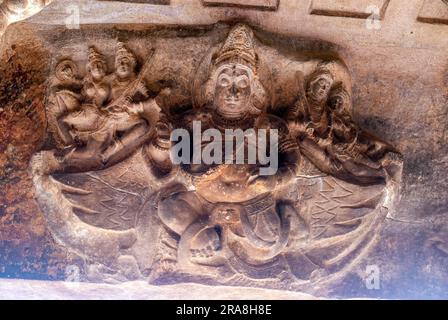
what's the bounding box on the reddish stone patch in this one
[0,43,77,280]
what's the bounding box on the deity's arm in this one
[358,130,396,160]
[135,80,150,98]
[297,120,389,185]
[128,98,161,126]
[47,89,84,148]
[298,136,346,177]
[275,134,301,184]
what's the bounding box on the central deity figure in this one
[156,24,299,269]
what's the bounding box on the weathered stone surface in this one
[202,0,279,10]
[0,1,52,38]
[418,0,448,25]
[310,0,389,19]
[0,278,318,300]
[0,0,447,299]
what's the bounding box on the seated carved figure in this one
[42,43,160,174]
[157,24,299,269]
[46,59,84,148]
[288,64,394,185]
[58,47,113,170]
[328,85,391,168]
[82,47,111,108]
[106,42,150,104]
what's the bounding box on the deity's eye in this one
[318,79,329,88]
[93,62,103,70]
[236,76,249,89]
[330,97,340,109]
[217,75,231,87]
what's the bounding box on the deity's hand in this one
[136,81,149,97]
[288,120,310,140]
[126,102,145,115]
[315,137,330,149]
[104,96,131,113]
[316,129,334,148]
[306,126,315,137]
[115,96,142,115]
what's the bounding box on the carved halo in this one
[55,59,78,82]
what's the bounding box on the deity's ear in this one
[197,63,222,111]
[86,63,92,73]
[201,75,216,111]
[192,47,220,110]
[250,75,268,114]
[293,70,307,100]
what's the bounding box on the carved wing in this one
[296,175,385,240]
[283,165,392,281]
[52,161,152,231]
[31,149,178,272]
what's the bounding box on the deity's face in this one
[330,90,350,114]
[115,56,134,79]
[214,64,252,120]
[89,61,106,81]
[309,74,333,104]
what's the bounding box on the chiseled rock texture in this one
[0,278,318,300]
[0,0,447,299]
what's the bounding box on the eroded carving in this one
[417,0,448,25]
[44,42,160,174]
[31,24,403,290]
[202,0,279,10]
[310,0,389,19]
[0,0,52,37]
[99,0,170,4]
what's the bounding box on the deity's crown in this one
[116,42,136,65]
[88,46,106,65]
[215,24,257,69]
[330,82,349,98]
[309,63,334,81]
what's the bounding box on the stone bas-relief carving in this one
[44,43,159,173]
[30,24,403,291]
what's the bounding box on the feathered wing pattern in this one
[304,176,385,240]
[32,158,138,268]
[283,164,390,281]
[31,150,170,278]
[52,159,152,231]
